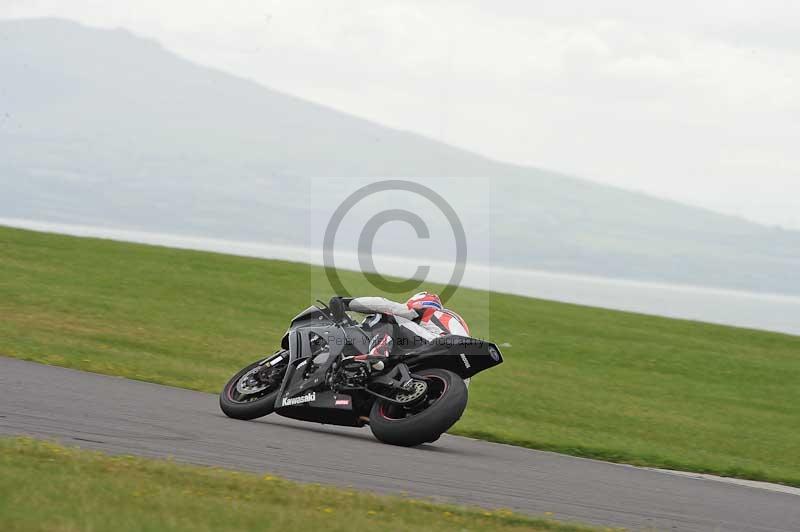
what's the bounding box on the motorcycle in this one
[220,297,503,446]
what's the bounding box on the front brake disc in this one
[236,367,270,395]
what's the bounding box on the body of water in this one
[2,217,798,337]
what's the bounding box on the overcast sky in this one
[3,1,799,229]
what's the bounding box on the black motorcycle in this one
[220,297,503,446]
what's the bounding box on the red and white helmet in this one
[406,292,443,313]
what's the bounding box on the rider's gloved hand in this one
[328,296,353,309]
[328,296,353,323]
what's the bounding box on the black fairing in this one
[275,324,367,426]
[403,335,504,379]
[272,308,503,427]
[281,306,335,349]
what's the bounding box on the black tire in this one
[369,368,468,447]
[220,355,286,420]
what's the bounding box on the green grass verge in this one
[0,437,596,532]
[1,225,799,487]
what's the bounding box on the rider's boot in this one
[353,333,393,371]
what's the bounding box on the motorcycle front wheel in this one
[369,368,468,447]
[219,352,287,420]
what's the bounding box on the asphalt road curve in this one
[1,357,797,531]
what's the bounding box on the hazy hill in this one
[1,18,799,294]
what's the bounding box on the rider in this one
[343,292,470,367]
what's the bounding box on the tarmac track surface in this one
[1,357,798,531]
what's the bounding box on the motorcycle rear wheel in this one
[369,368,468,447]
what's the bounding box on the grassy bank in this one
[0,438,593,532]
[1,225,799,486]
